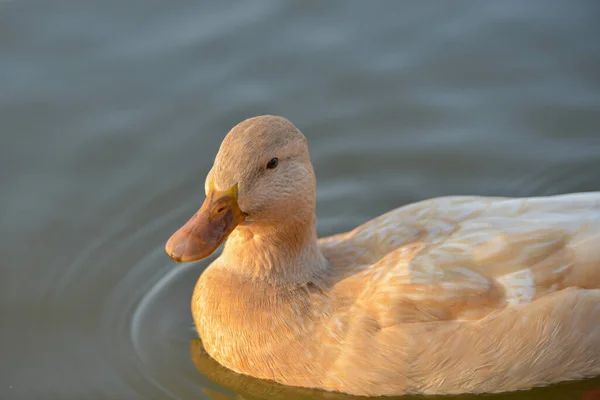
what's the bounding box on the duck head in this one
[165,115,316,262]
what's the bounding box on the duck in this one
[165,115,600,397]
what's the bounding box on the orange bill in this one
[165,184,245,262]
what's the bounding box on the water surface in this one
[2,1,600,399]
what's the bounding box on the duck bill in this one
[165,184,245,262]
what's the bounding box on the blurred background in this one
[1,1,599,399]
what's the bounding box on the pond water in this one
[2,1,599,399]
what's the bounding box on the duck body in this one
[167,116,600,396]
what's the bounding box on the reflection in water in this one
[190,339,600,400]
[190,340,357,400]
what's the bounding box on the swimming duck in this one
[166,115,600,396]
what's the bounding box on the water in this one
[2,1,600,399]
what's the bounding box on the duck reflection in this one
[190,339,600,400]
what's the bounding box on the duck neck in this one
[221,214,329,284]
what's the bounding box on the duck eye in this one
[266,158,278,169]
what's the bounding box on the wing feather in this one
[325,194,600,325]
